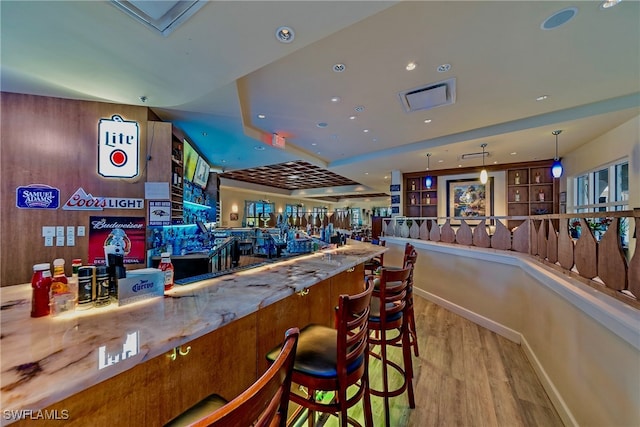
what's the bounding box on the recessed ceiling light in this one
[536,95,549,101]
[438,159,444,163]
[510,152,517,155]
[437,63,451,73]
[424,119,432,124]
[254,145,266,151]
[275,26,294,43]
[406,62,417,71]
[541,7,578,30]
[494,161,498,164]
[331,96,341,103]
[458,164,462,168]
[365,172,369,175]
[332,63,346,72]
[349,115,357,120]
[600,0,622,9]
[311,143,317,146]
[354,106,365,113]
[257,114,266,119]
[317,122,328,128]
[221,160,226,163]
[363,129,369,133]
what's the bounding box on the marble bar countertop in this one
[0,241,385,419]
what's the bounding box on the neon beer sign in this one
[98,115,139,178]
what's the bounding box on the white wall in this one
[564,115,640,208]
[383,237,640,427]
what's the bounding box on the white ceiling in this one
[2,1,639,201]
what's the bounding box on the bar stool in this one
[403,248,419,357]
[165,327,299,427]
[367,266,414,427]
[364,240,385,275]
[266,281,374,427]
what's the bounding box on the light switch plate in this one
[77,226,85,237]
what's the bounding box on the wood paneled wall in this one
[1,92,171,286]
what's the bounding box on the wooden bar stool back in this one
[364,240,385,275]
[367,266,415,427]
[403,247,419,357]
[267,281,374,427]
[166,327,299,427]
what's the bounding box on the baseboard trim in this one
[415,288,521,343]
[520,335,578,427]
[415,287,578,427]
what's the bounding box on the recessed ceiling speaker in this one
[541,7,578,30]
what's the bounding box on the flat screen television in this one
[183,139,198,182]
[192,155,210,189]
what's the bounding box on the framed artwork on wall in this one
[447,178,494,224]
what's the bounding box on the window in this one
[245,200,274,227]
[571,159,629,244]
[311,206,328,226]
[285,204,303,218]
[572,160,628,212]
[350,208,361,227]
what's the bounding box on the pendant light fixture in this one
[425,153,433,189]
[551,130,563,178]
[479,143,488,184]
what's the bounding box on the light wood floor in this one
[309,295,565,427]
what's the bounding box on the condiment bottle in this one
[31,263,52,317]
[159,252,174,291]
[71,259,82,277]
[50,258,75,315]
[51,258,68,290]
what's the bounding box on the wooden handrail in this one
[382,209,639,309]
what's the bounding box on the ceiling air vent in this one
[398,78,456,113]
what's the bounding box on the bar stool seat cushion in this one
[165,394,227,426]
[267,324,362,379]
[372,278,403,290]
[368,298,402,323]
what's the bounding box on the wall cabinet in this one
[506,162,557,228]
[404,174,438,218]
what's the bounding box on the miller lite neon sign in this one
[98,115,139,178]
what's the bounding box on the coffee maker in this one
[104,245,126,301]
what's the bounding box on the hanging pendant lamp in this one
[425,153,433,189]
[551,130,563,178]
[479,143,488,184]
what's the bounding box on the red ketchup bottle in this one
[159,252,174,291]
[31,263,52,317]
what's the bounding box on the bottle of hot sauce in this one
[31,263,52,317]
